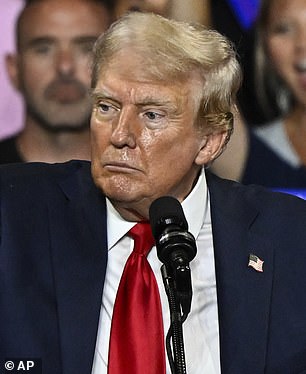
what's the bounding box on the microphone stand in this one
[149,195,197,374]
[161,262,191,374]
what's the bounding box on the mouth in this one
[294,60,306,73]
[46,81,86,103]
[293,60,306,89]
[103,161,141,173]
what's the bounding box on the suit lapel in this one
[207,172,274,373]
[48,162,107,374]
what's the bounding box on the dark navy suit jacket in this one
[1,160,306,374]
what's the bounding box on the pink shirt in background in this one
[0,0,23,140]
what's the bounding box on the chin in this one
[100,178,139,201]
[106,189,143,205]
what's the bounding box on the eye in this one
[144,111,163,121]
[270,22,293,36]
[98,103,112,113]
[93,100,118,120]
[77,41,95,56]
[32,43,52,55]
[142,110,168,129]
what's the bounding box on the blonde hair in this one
[92,12,242,138]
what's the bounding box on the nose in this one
[55,49,75,76]
[110,108,137,149]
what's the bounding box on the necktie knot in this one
[128,222,155,256]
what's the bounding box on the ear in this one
[195,131,228,166]
[5,53,20,91]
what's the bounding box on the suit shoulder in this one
[0,160,90,184]
[206,170,306,216]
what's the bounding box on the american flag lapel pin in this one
[248,254,264,272]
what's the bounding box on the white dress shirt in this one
[91,168,220,373]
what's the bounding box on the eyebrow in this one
[72,36,100,44]
[91,89,177,109]
[91,89,115,102]
[25,37,54,48]
[25,35,98,49]
[137,98,175,108]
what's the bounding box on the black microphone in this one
[149,196,197,315]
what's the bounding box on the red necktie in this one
[108,222,166,374]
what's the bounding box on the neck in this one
[110,200,150,222]
[17,118,91,163]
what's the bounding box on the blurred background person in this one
[212,0,306,191]
[113,0,212,25]
[1,0,260,147]
[0,0,112,163]
[0,0,23,140]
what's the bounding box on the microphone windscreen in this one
[149,196,188,239]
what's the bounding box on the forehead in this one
[268,0,306,17]
[99,47,203,86]
[114,0,170,16]
[18,0,110,44]
[95,52,203,107]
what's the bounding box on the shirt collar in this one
[181,167,209,240]
[106,167,209,249]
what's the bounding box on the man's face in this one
[7,0,111,132]
[91,51,216,220]
[114,0,170,19]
